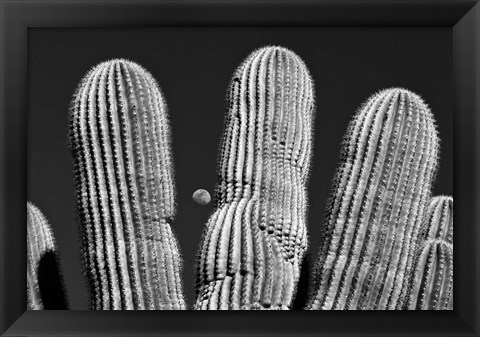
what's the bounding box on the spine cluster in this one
[27,202,68,310]
[69,59,186,310]
[195,46,315,310]
[307,88,439,310]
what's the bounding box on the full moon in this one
[192,189,211,205]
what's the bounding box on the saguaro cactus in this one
[407,239,453,310]
[195,46,315,310]
[69,59,186,310]
[420,196,453,243]
[27,202,68,309]
[307,88,439,310]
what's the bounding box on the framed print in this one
[1,0,479,336]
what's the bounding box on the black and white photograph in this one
[27,28,453,311]
[1,0,479,336]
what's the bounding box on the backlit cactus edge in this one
[28,46,452,310]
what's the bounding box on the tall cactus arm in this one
[69,59,186,310]
[195,46,315,310]
[407,239,453,310]
[307,88,439,310]
[27,202,68,309]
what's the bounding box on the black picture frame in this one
[1,0,479,336]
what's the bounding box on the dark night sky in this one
[28,27,453,309]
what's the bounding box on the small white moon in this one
[192,189,211,205]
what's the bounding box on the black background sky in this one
[28,27,453,309]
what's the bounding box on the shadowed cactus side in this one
[407,239,453,310]
[307,88,440,310]
[69,59,186,310]
[27,202,68,310]
[195,46,315,310]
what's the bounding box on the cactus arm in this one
[307,88,439,310]
[403,195,453,309]
[69,59,186,310]
[407,239,453,310]
[27,202,54,310]
[421,196,453,243]
[27,202,68,310]
[195,46,314,310]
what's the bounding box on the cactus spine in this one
[307,88,439,310]
[407,239,453,310]
[195,46,315,310]
[69,59,186,310]
[27,202,68,309]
